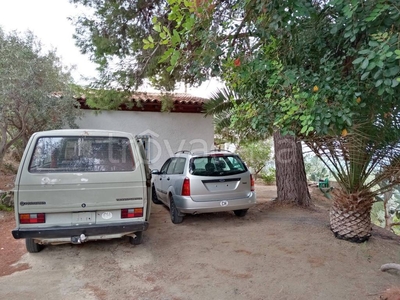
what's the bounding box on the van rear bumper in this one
[12,221,149,239]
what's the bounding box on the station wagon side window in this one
[173,158,186,174]
[159,158,171,175]
[166,158,178,175]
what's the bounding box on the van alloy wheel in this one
[170,197,183,224]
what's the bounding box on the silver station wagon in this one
[151,150,256,224]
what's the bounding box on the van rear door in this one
[16,134,146,227]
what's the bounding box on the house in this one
[76,93,214,170]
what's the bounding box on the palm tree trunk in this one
[330,189,373,242]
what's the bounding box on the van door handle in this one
[167,177,170,180]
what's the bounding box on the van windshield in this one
[29,136,135,173]
[190,155,247,176]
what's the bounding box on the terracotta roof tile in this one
[78,92,207,113]
[130,92,206,104]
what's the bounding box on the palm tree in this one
[304,117,400,242]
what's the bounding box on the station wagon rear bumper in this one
[175,193,256,214]
[12,221,149,239]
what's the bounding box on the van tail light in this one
[121,208,143,218]
[19,213,45,224]
[250,174,255,192]
[182,178,191,196]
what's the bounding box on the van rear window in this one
[29,136,135,173]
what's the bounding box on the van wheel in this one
[152,185,163,205]
[25,238,44,253]
[170,197,183,224]
[129,232,143,245]
[234,209,248,217]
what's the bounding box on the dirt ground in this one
[1,176,400,300]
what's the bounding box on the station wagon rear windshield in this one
[29,136,135,173]
[190,155,247,176]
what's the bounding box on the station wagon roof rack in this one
[174,150,192,154]
[209,149,233,153]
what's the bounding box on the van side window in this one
[28,136,135,173]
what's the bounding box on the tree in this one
[71,0,400,241]
[70,0,312,208]
[0,28,80,166]
[69,0,204,94]
[147,0,400,241]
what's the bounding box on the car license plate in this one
[72,212,95,224]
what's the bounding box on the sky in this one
[0,0,221,97]
[0,0,98,84]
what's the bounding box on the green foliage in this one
[304,154,332,182]
[151,0,400,200]
[237,139,272,177]
[0,28,80,165]
[205,87,271,146]
[152,0,399,137]
[70,0,202,92]
[160,94,175,112]
[0,204,13,212]
[80,88,133,110]
[260,168,276,185]
[371,186,400,234]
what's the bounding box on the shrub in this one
[260,168,276,185]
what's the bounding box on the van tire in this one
[152,185,163,205]
[170,197,183,224]
[234,209,248,217]
[129,232,143,245]
[25,238,44,253]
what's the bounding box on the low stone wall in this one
[0,190,14,208]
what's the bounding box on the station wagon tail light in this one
[19,213,45,224]
[182,178,191,196]
[121,208,143,218]
[250,174,255,192]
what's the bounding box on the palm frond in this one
[203,87,242,116]
[304,114,400,198]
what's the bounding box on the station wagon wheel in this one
[170,196,183,224]
[151,185,163,205]
[233,209,249,217]
[25,238,44,253]
[129,231,143,245]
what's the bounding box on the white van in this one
[12,129,151,253]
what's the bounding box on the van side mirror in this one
[151,169,160,175]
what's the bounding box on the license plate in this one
[72,212,95,224]
[204,182,237,192]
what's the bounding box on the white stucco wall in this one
[76,110,214,169]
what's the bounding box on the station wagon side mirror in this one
[151,169,160,175]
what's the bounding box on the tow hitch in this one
[71,234,88,244]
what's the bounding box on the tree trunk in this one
[0,147,6,168]
[273,131,311,207]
